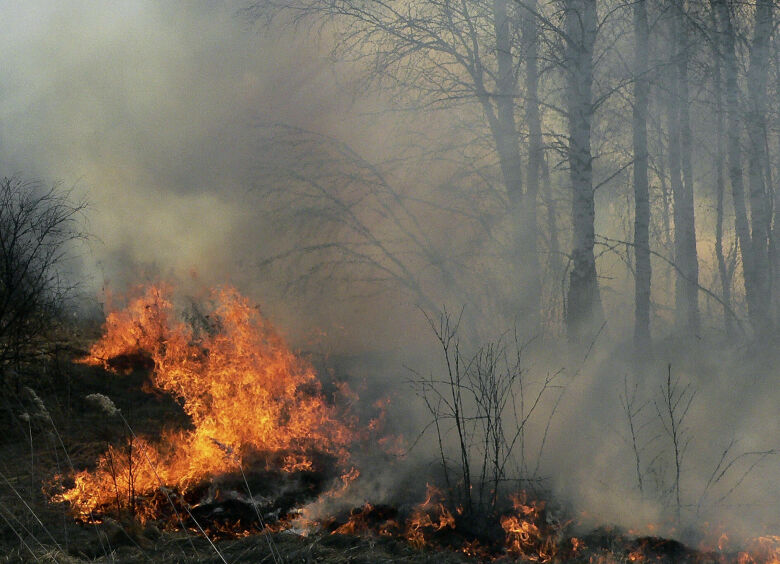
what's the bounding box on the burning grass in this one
[29,283,780,563]
[318,484,570,562]
[51,284,359,525]
[43,283,572,561]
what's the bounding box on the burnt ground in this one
[0,350,760,563]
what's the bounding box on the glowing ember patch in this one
[55,284,356,522]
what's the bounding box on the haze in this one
[1,0,778,545]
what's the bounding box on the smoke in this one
[533,342,780,543]
[0,2,457,348]
[0,2,334,307]
[1,1,778,549]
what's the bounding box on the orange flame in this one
[333,503,375,535]
[404,484,456,548]
[56,284,356,521]
[500,492,555,562]
[739,536,780,564]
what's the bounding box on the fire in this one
[50,282,780,561]
[55,284,357,522]
[500,492,555,562]
[326,502,402,537]
[321,484,561,561]
[720,532,731,552]
[739,536,780,564]
[404,484,456,548]
[333,503,377,535]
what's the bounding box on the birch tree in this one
[714,0,775,342]
[563,0,603,341]
[744,0,774,340]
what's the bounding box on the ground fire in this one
[45,284,780,563]
[53,284,358,526]
[45,283,563,560]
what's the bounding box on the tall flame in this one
[57,284,355,521]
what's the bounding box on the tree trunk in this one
[668,3,700,335]
[676,3,700,335]
[710,1,734,338]
[665,19,684,325]
[489,0,540,325]
[522,0,543,327]
[745,0,774,339]
[491,0,524,207]
[649,97,674,302]
[542,150,563,315]
[564,0,603,342]
[774,40,780,333]
[716,0,753,335]
[633,0,652,350]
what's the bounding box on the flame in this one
[52,282,780,560]
[500,492,555,562]
[739,536,780,564]
[55,284,356,522]
[404,484,456,548]
[334,504,370,535]
[327,502,402,538]
[323,486,563,560]
[719,532,730,552]
[333,503,376,535]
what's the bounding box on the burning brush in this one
[46,283,780,563]
[46,283,567,561]
[50,284,361,531]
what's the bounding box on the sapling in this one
[654,364,695,523]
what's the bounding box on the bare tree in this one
[563,0,604,342]
[744,0,774,340]
[632,0,651,350]
[712,0,776,343]
[665,1,700,336]
[709,0,737,339]
[252,0,547,327]
[248,0,777,346]
[409,309,555,524]
[0,177,87,368]
[250,122,491,318]
[522,0,546,328]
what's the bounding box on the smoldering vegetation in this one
[0,0,779,561]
